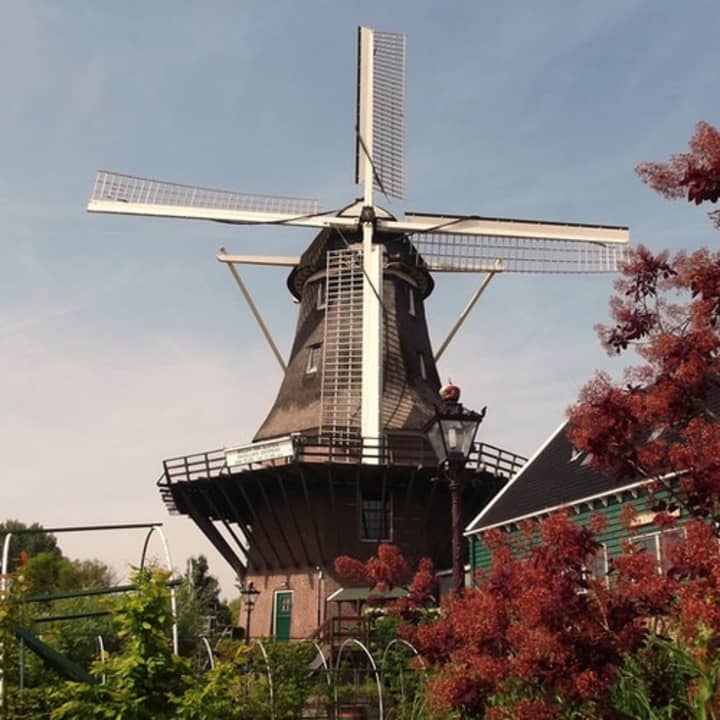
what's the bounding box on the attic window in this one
[306,344,321,374]
[408,287,416,316]
[317,281,326,310]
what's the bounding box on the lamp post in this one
[425,381,486,595]
[239,582,260,644]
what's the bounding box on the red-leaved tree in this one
[636,120,720,228]
[334,544,437,618]
[393,512,720,718]
[334,543,409,592]
[567,245,720,529]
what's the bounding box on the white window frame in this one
[632,526,686,574]
[306,344,321,374]
[587,542,609,587]
[316,281,326,310]
[418,352,427,380]
[577,543,609,593]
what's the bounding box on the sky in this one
[2,0,719,597]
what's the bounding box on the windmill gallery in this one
[86,27,629,643]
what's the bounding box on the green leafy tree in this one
[0,522,59,573]
[176,555,233,661]
[51,568,192,720]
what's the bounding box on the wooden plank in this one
[235,473,283,569]
[328,467,339,552]
[274,471,312,567]
[184,495,245,576]
[402,468,416,519]
[255,472,300,567]
[299,467,327,566]
[216,481,269,571]
[198,486,252,571]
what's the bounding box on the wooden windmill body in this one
[88,27,629,642]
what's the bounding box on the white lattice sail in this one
[89,170,320,221]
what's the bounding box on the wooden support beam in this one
[299,467,326,566]
[198,486,250,569]
[185,497,245,576]
[422,478,439,528]
[274,471,312,567]
[235,474,283,570]
[328,467,339,553]
[216,481,269,571]
[402,468,416,519]
[255,472,300,567]
[356,470,362,539]
[380,469,388,539]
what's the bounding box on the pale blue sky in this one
[2,1,718,595]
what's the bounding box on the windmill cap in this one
[286,201,435,300]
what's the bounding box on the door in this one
[274,591,293,642]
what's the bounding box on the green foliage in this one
[50,568,192,720]
[610,633,720,720]
[0,521,60,573]
[178,642,324,720]
[23,553,115,595]
[175,555,233,664]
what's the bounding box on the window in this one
[631,527,686,574]
[588,543,609,585]
[632,534,659,565]
[306,344,321,374]
[408,286,416,317]
[360,493,391,541]
[660,527,685,574]
[316,281,326,310]
[418,352,427,380]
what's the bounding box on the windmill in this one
[88,27,629,641]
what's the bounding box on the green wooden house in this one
[465,421,684,583]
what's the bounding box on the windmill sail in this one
[382,212,629,273]
[88,170,321,225]
[355,28,407,199]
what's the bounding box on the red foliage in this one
[568,246,720,527]
[402,513,631,716]
[636,121,720,227]
[398,511,720,718]
[334,543,409,592]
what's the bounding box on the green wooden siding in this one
[469,487,674,582]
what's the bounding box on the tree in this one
[51,568,192,720]
[395,512,720,719]
[335,543,409,591]
[175,555,232,661]
[636,121,720,228]
[22,553,115,595]
[567,245,720,530]
[0,521,60,573]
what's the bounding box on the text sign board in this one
[225,436,296,468]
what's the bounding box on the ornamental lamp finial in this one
[439,379,461,404]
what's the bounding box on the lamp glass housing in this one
[426,404,484,464]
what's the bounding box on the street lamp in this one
[425,381,486,594]
[239,582,260,644]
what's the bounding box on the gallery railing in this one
[159,434,527,487]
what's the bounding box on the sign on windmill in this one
[87,26,630,466]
